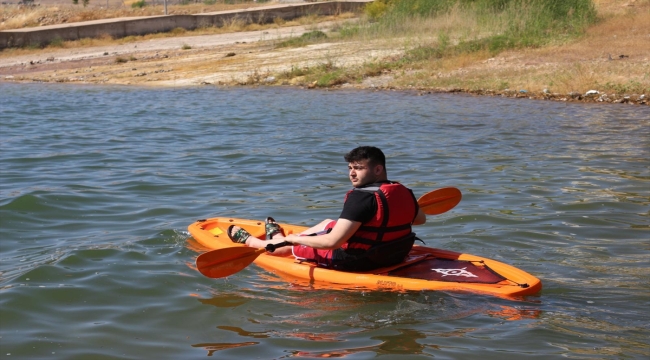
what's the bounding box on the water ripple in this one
[0,83,648,359]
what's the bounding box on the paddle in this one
[196,241,291,279]
[196,187,462,279]
[418,187,462,215]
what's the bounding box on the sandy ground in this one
[0,20,407,87]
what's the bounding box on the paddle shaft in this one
[195,240,293,279]
[265,241,292,252]
[198,241,291,269]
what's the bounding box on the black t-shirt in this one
[339,189,377,224]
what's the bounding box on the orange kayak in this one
[188,217,542,298]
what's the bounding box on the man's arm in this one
[284,218,361,250]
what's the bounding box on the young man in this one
[228,146,426,271]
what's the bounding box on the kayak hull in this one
[188,217,542,298]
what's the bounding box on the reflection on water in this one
[291,329,440,358]
[487,305,542,321]
[194,288,543,357]
[191,341,258,356]
[217,326,271,339]
[195,286,544,356]
[198,294,248,308]
[1,83,648,359]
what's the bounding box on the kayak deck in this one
[189,217,542,298]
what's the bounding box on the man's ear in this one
[374,164,384,175]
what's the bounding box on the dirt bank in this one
[0,1,648,105]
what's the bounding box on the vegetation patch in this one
[355,0,598,58]
[131,0,147,9]
[277,0,603,90]
[277,30,328,48]
[48,37,65,48]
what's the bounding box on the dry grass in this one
[0,1,275,31]
[592,0,644,14]
[0,9,353,57]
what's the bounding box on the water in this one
[1,83,648,359]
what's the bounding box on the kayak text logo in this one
[431,267,478,278]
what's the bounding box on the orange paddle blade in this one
[196,247,266,279]
[418,187,462,215]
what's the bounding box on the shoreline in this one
[2,56,646,107]
[2,70,646,107]
[2,77,644,106]
[1,2,648,106]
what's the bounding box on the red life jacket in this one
[344,181,419,252]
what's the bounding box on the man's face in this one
[348,159,380,188]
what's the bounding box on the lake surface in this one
[1,83,648,359]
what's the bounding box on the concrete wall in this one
[0,1,371,49]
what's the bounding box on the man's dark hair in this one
[344,146,386,168]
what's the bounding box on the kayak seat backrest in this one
[339,233,416,272]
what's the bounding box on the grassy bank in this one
[361,0,597,55]
[275,0,648,98]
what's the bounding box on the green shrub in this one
[131,0,146,9]
[300,30,327,41]
[365,0,389,20]
[358,0,597,56]
[337,24,360,38]
[405,45,443,62]
[278,30,327,48]
[376,0,596,22]
[49,37,64,48]
[320,0,601,88]
[26,42,42,50]
[316,69,347,87]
